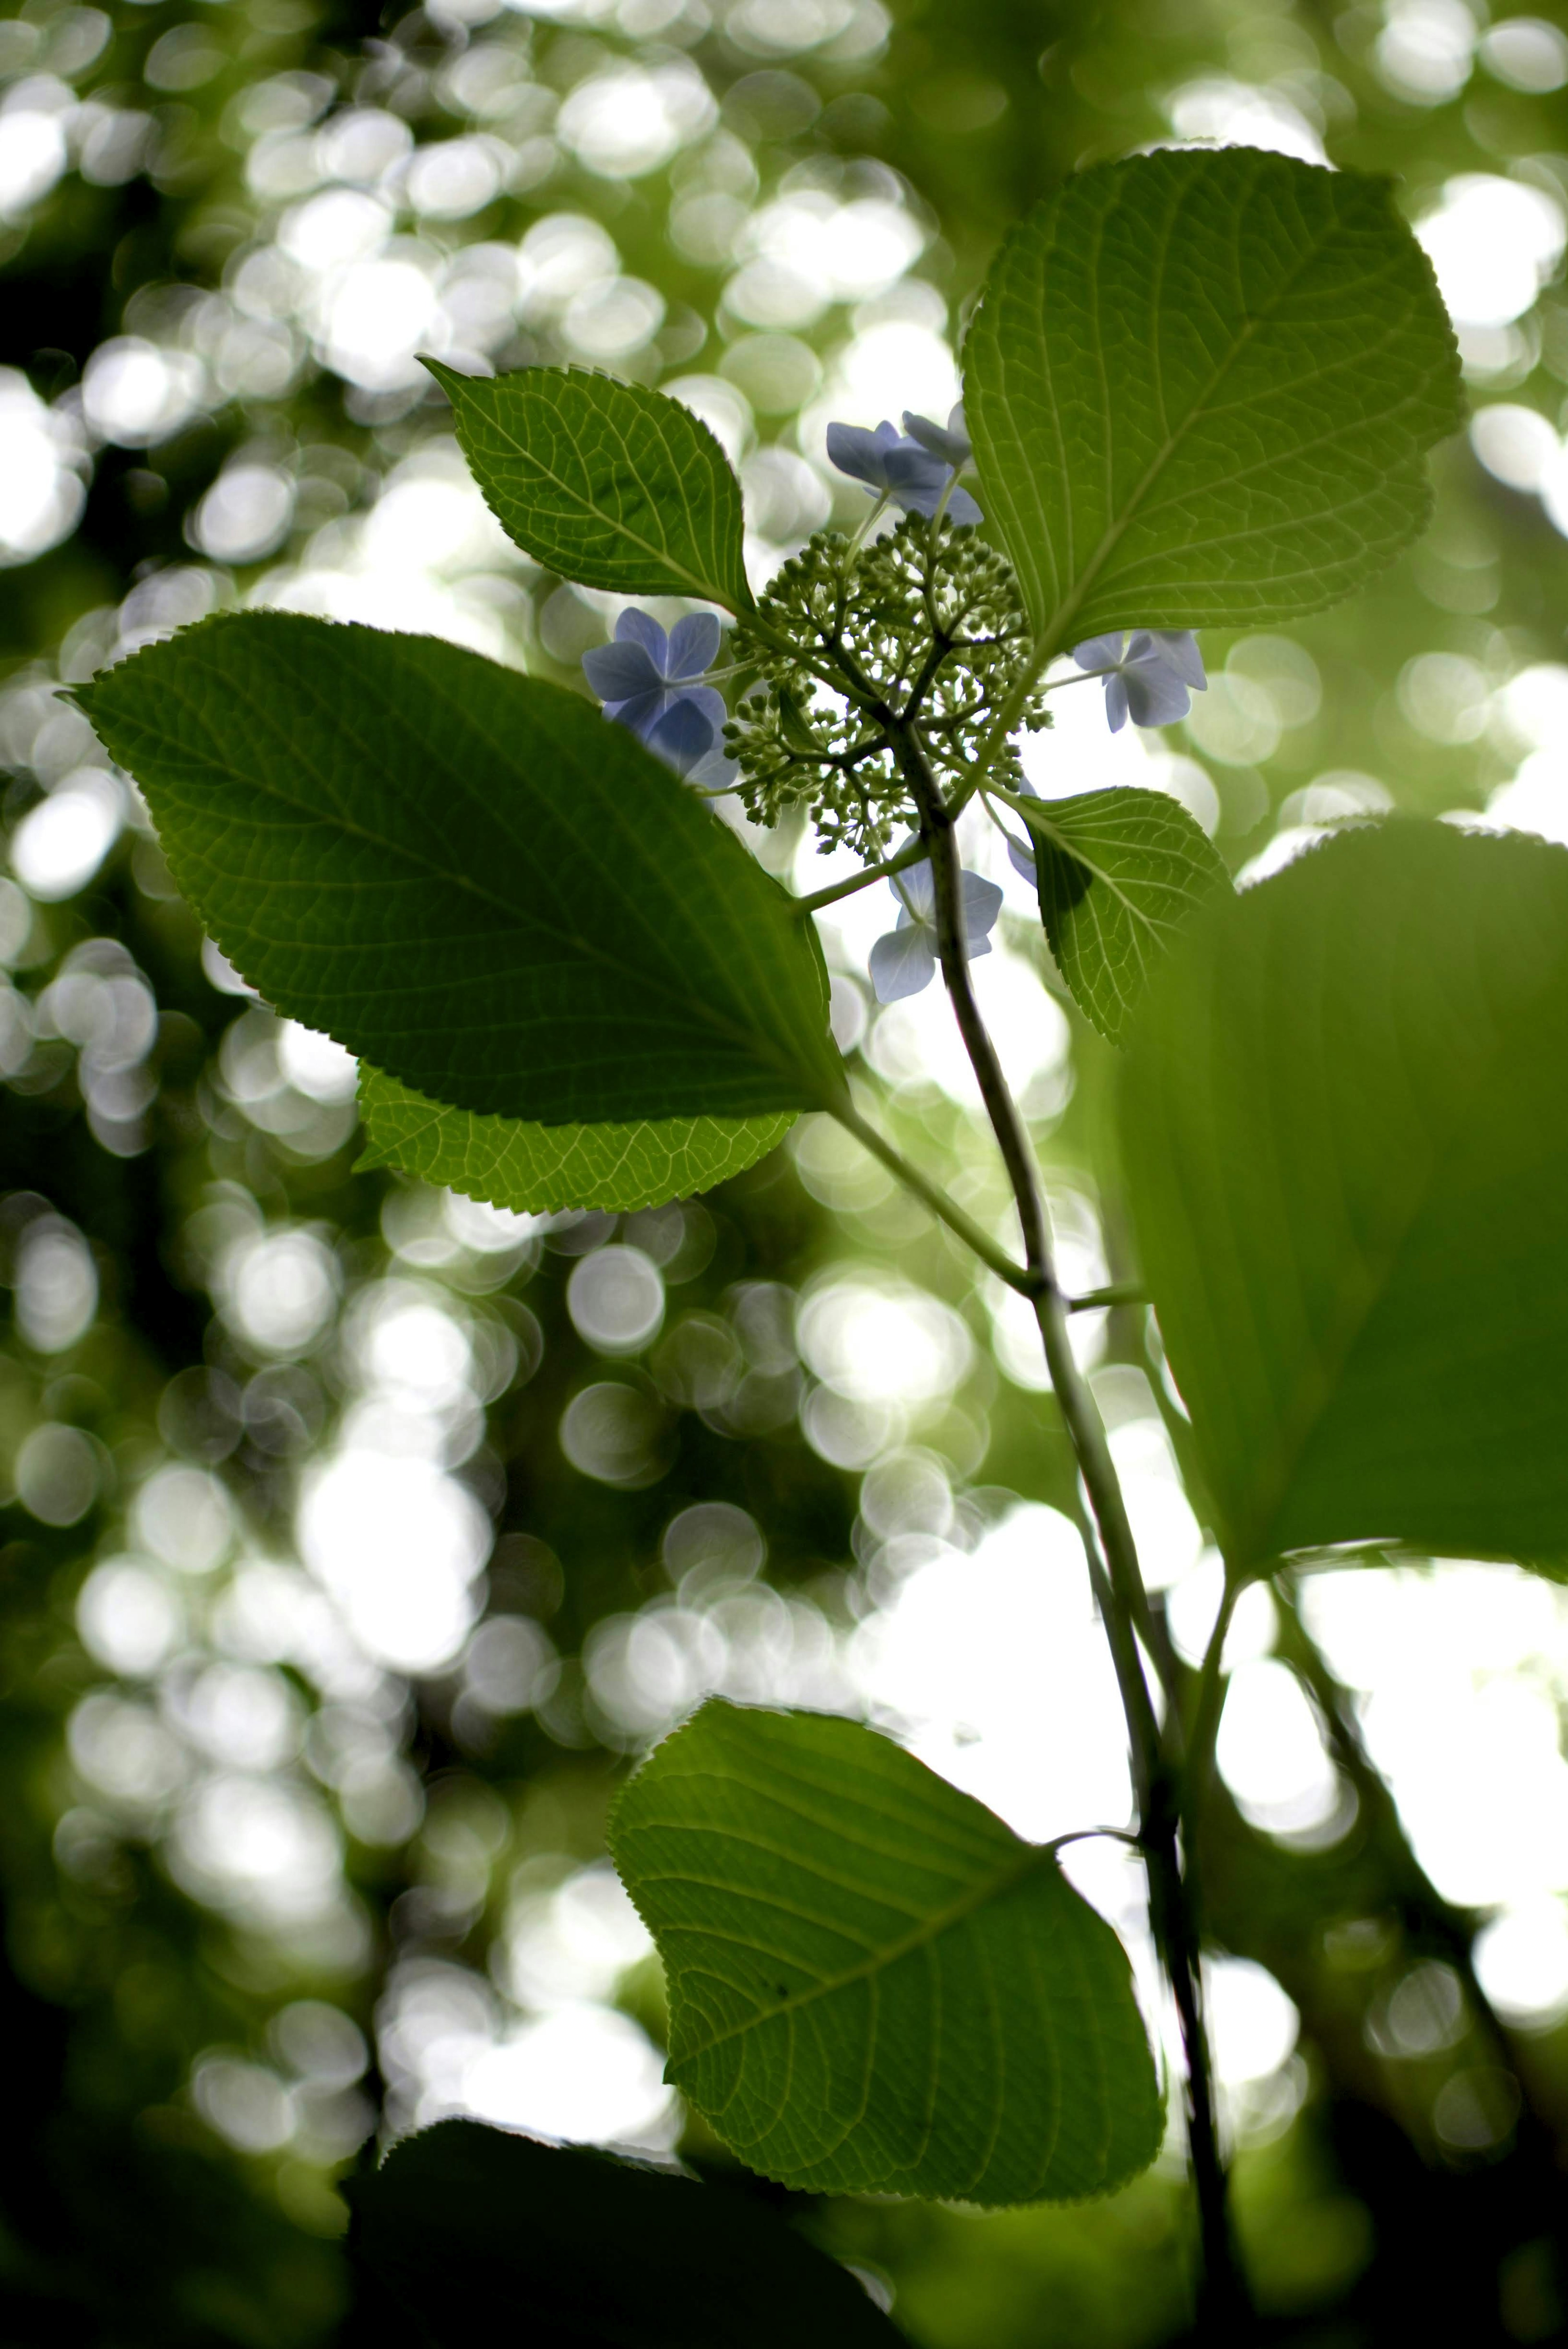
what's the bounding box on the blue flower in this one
[1072,631,1207,733]
[826,419,983,527]
[902,403,971,470]
[582,610,727,745]
[868,858,1004,1004]
[644,695,737,792]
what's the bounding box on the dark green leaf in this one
[75,613,843,1126]
[966,149,1463,647]
[358,1064,794,1212]
[426,359,752,611]
[345,2119,904,2349]
[610,1700,1163,2206]
[1009,786,1229,1043]
[1120,821,1568,1569]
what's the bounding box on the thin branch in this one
[1068,1281,1149,1314]
[1184,1567,1243,1831]
[793,835,929,916]
[830,1096,1035,1293]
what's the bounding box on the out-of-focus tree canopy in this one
[4,0,1568,2342]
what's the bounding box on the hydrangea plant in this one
[69,146,1530,2336]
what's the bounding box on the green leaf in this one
[426,359,752,612]
[358,1064,794,1213]
[345,2119,904,2349]
[966,149,1463,647]
[610,1700,1163,2206]
[1008,785,1229,1044]
[74,613,844,1127]
[1119,821,1568,1569]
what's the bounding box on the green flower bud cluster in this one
[725,513,1051,861]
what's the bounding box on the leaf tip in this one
[417,353,464,399]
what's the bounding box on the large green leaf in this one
[965,149,1463,648]
[1120,821,1568,1569]
[1007,785,1229,1044]
[427,359,752,612]
[345,2119,903,2348]
[75,613,843,1126]
[610,1700,1162,2206]
[358,1064,794,1213]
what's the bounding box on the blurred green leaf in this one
[1120,822,1568,1568]
[358,1065,795,1212]
[76,613,843,1127]
[427,359,753,611]
[346,2119,904,2347]
[1008,785,1229,1043]
[610,1700,1163,2205]
[966,149,1463,646]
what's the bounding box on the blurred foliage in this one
[3,0,1568,2342]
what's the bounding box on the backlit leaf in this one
[427,359,752,612]
[610,1700,1163,2206]
[1009,785,1229,1043]
[358,1064,794,1213]
[75,613,843,1127]
[1120,821,1568,1568]
[966,148,1463,648]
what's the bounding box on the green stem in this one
[793,835,929,916]
[1184,1567,1243,1832]
[831,1096,1033,1294]
[1068,1281,1149,1314]
[1070,1525,1236,2332]
[842,488,891,565]
[875,703,1246,2333]
[1068,1499,1163,1817]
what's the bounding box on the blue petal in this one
[1073,633,1127,676]
[1103,672,1130,733]
[583,640,664,704]
[671,683,727,733]
[604,688,671,741]
[902,406,972,469]
[944,483,984,527]
[889,859,936,922]
[667,611,722,679]
[1007,836,1038,885]
[1147,629,1207,691]
[826,422,894,491]
[1122,663,1192,727]
[646,697,718,776]
[958,869,1004,940]
[882,441,959,515]
[688,743,738,791]
[617,608,670,669]
[869,925,937,1003]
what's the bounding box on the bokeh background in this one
[4,0,1568,2341]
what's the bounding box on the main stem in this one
[885,712,1244,2328]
